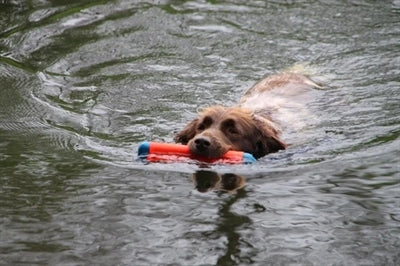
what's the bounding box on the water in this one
[1,0,399,265]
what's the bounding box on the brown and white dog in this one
[174,72,320,159]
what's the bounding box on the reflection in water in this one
[192,170,246,193]
[215,187,251,265]
[191,170,251,264]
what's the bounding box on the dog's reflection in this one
[192,170,246,193]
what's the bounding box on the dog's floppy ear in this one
[252,114,286,158]
[174,118,199,144]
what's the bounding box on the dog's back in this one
[238,72,321,133]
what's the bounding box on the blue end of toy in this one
[242,152,257,163]
[138,141,150,158]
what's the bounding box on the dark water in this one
[1,0,399,265]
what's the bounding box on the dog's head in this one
[174,106,286,159]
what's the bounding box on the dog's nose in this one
[194,136,211,151]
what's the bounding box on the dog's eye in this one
[222,119,239,135]
[198,116,213,131]
[228,127,239,134]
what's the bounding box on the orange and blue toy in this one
[138,141,256,164]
